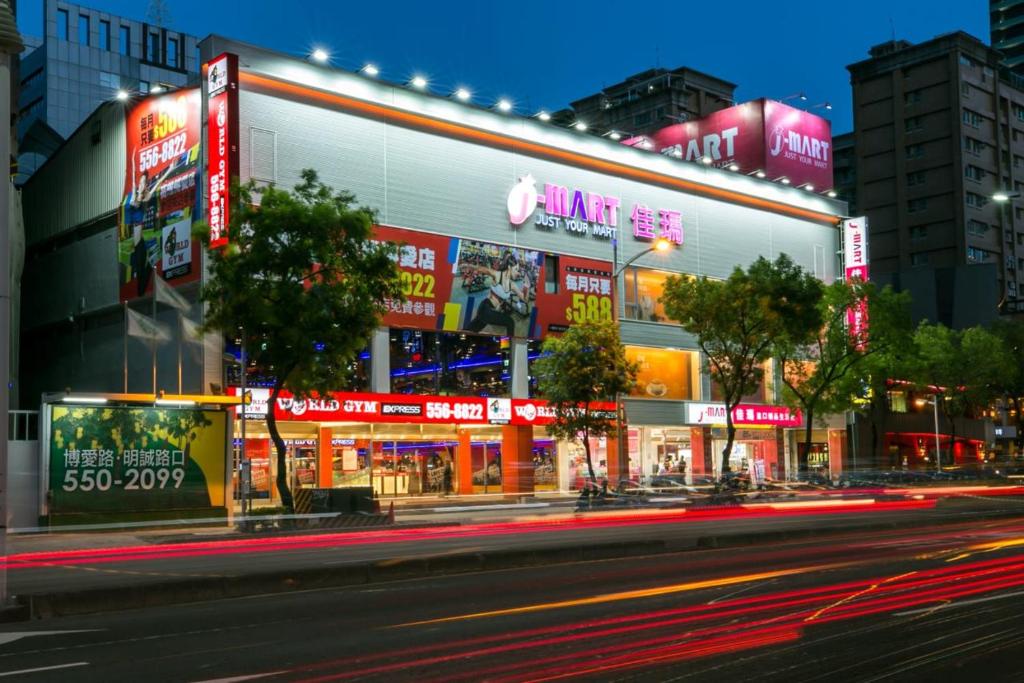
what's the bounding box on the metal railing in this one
[8,410,38,441]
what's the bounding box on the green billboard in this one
[47,405,228,516]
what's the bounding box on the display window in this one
[566,437,608,490]
[623,267,675,323]
[625,346,700,400]
[390,330,509,397]
[711,361,774,404]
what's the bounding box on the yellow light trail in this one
[395,561,852,627]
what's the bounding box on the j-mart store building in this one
[202,36,847,500]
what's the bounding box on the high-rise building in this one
[16,0,198,180]
[991,1,1024,73]
[845,32,1024,327]
[557,67,736,136]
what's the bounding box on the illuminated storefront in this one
[195,35,845,498]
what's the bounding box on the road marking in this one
[0,630,100,647]
[0,662,88,677]
[395,561,852,627]
[893,589,1024,616]
[190,673,286,683]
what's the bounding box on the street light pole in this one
[610,238,672,486]
[932,395,941,473]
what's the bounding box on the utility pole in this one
[0,0,23,606]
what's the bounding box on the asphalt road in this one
[0,513,1023,681]
[4,496,1016,596]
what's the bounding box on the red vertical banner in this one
[205,53,239,249]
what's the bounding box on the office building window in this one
[910,226,928,241]
[1017,107,1024,123]
[904,90,922,106]
[1019,257,1024,271]
[911,252,929,267]
[139,80,149,94]
[905,144,924,159]
[959,54,976,68]
[167,36,178,68]
[962,109,982,128]
[119,25,130,55]
[966,192,988,208]
[964,136,985,155]
[78,14,89,46]
[908,198,928,213]
[907,170,926,186]
[98,19,109,50]
[961,82,970,96]
[98,71,120,90]
[904,116,923,133]
[148,31,160,62]
[56,9,69,40]
[967,247,993,263]
[967,219,989,237]
[965,165,985,181]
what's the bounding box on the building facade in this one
[21,34,847,506]
[845,32,1024,327]
[557,67,736,137]
[17,0,198,179]
[991,0,1024,74]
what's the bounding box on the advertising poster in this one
[118,88,202,302]
[48,405,227,515]
[376,225,612,339]
[206,52,239,249]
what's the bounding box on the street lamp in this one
[915,395,942,473]
[610,237,674,484]
[993,191,1021,203]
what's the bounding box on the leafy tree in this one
[911,323,1008,468]
[662,254,822,477]
[197,170,402,509]
[775,280,912,470]
[533,320,637,484]
[990,318,1024,451]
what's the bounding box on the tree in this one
[911,323,1008,468]
[533,320,637,484]
[662,254,822,477]
[990,318,1024,452]
[198,171,403,510]
[775,280,912,471]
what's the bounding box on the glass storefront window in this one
[623,267,675,323]
[224,337,368,391]
[390,330,509,397]
[711,361,774,403]
[625,346,699,400]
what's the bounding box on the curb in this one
[13,505,1024,621]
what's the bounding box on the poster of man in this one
[118,89,201,302]
[453,240,539,338]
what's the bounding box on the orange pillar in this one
[317,427,333,488]
[772,427,786,480]
[457,429,473,495]
[828,430,846,476]
[605,434,628,485]
[690,426,713,480]
[501,425,534,494]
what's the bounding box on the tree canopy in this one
[198,170,403,509]
[662,254,822,476]
[533,320,637,484]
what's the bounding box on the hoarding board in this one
[376,224,612,339]
[118,88,202,302]
[47,405,228,514]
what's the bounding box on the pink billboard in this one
[628,99,833,191]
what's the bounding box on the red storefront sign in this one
[375,224,612,339]
[843,217,870,349]
[118,88,202,302]
[627,99,833,191]
[235,388,615,427]
[205,52,239,249]
[686,402,803,428]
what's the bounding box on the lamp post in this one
[915,396,942,473]
[610,237,673,484]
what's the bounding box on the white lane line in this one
[0,662,89,677]
[190,673,287,683]
[0,630,101,647]
[893,589,1024,616]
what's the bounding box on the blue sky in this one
[17,0,988,133]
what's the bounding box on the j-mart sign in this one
[506,174,683,246]
[686,402,802,427]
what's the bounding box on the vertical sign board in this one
[118,89,202,302]
[843,217,870,348]
[46,405,228,517]
[205,53,239,249]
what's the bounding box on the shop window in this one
[888,391,908,413]
[527,339,543,397]
[711,361,773,403]
[223,338,368,391]
[625,346,699,400]
[544,254,558,294]
[622,267,679,323]
[390,329,509,397]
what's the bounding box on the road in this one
[1,513,1024,681]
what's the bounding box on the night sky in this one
[18,0,988,134]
